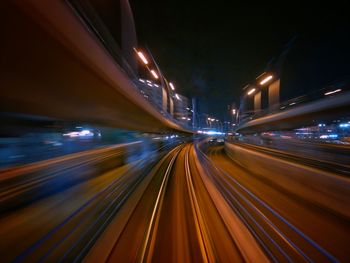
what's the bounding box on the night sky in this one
[130,0,350,119]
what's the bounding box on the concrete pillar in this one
[268,79,280,109]
[170,97,174,116]
[162,87,167,113]
[254,91,261,112]
[120,0,138,72]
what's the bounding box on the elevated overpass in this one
[0,1,191,134]
[236,90,350,134]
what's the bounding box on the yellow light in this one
[137,51,149,65]
[259,75,273,85]
[247,88,256,95]
[150,69,159,79]
[169,82,175,90]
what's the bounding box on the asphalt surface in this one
[205,144,350,262]
[97,144,245,263]
[1,141,349,262]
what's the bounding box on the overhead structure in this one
[0,1,192,134]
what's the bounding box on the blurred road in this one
[90,144,245,263]
[205,143,350,262]
[237,135,350,168]
[1,141,349,262]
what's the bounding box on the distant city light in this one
[196,130,224,135]
[247,88,256,95]
[139,78,145,83]
[169,82,175,90]
[339,123,350,128]
[232,109,236,115]
[324,89,342,96]
[150,69,159,79]
[205,131,225,135]
[289,102,296,106]
[175,94,181,100]
[320,134,338,139]
[136,51,149,65]
[147,83,153,87]
[63,129,94,138]
[154,84,159,87]
[259,75,273,85]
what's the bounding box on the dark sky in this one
[130,0,350,119]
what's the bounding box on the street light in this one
[247,88,256,95]
[259,75,273,85]
[135,50,149,65]
[324,89,341,96]
[150,69,159,79]
[169,82,175,91]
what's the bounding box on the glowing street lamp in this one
[175,94,181,100]
[232,109,236,115]
[150,69,159,79]
[136,50,149,65]
[259,75,273,85]
[247,88,256,95]
[324,89,341,96]
[169,82,175,91]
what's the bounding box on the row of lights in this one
[246,74,274,96]
[246,74,343,98]
[134,48,180,100]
